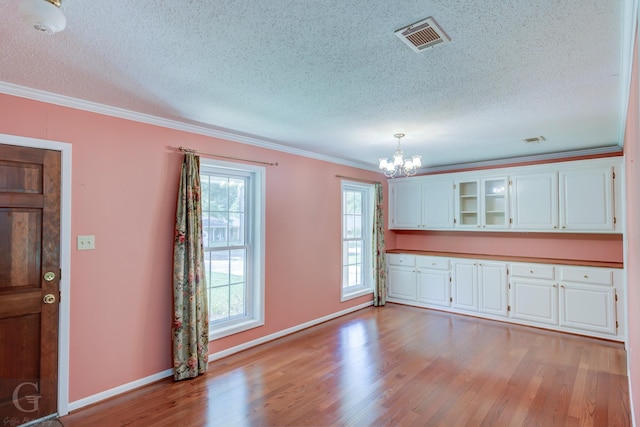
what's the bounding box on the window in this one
[341,181,374,301]
[201,160,265,340]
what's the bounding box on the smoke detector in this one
[395,17,450,53]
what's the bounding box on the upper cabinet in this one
[456,176,509,230]
[511,171,558,230]
[389,157,622,234]
[559,165,614,231]
[389,177,454,229]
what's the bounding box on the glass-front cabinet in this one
[456,177,509,229]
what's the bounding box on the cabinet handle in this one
[432,263,436,266]
[553,284,557,288]
[529,270,534,274]
[553,226,557,229]
[560,285,565,288]
[584,275,589,279]
[562,226,566,229]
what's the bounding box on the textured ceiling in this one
[0,0,633,170]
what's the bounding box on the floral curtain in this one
[172,153,209,381]
[373,182,387,306]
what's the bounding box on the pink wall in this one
[393,231,623,263]
[0,93,391,403]
[624,24,640,426]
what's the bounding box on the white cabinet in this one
[387,253,623,341]
[389,178,454,229]
[478,262,508,316]
[558,266,617,335]
[422,179,455,229]
[511,171,558,230]
[416,257,450,307]
[387,254,417,301]
[389,180,422,229]
[387,157,621,234]
[559,166,615,231]
[451,259,508,316]
[452,260,478,311]
[456,176,509,230]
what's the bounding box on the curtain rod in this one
[335,174,381,184]
[178,146,279,166]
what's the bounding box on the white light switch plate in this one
[77,235,95,250]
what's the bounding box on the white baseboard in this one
[67,302,373,413]
[68,368,173,412]
[209,301,373,362]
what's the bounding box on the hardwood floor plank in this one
[60,304,630,427]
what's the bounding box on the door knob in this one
[43,271,56,281]
[43,294,56,304]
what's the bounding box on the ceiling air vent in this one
[522,136,547,144]
[395,17,450,52]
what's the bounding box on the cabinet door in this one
[417,268,450,307]
[452,261,477,311]
[389,181,422,229]
[559,284,616,334]
[422,179,455,229]
[559,166,614,231]
[511,279,558,325]
[456,180,480,229]
[511,172,558,230]
[387,265,416,301]
[478,262,508,316]
[482,177,509,229]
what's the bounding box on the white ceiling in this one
[0,0,634,171]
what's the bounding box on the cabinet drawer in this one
[510,263,555,280]
[560,267,613,286]
[387,254,416,267]
[416,256,449,270]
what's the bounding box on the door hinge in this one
[616,320,619,329]
[612,171,616,179]
[615,293,618,302]
[509,218,513,224]
[449,277,452,282]
[507,268,509,275]
[507,305,511,312]
[450,297,453,302]
[614,217,617,224]
[508,283,511,289]
[509,180,512,186]
[454,218,457,224]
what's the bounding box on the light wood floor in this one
[60,304,630,426]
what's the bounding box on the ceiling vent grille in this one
[395,17,450,52]
[522,136,547,144]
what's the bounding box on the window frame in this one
[200,159,265,341]
[340,181,375,301]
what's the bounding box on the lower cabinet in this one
[416,257,451,307]
[387,254,623,341]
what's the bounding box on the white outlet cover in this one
[77,235,95,250]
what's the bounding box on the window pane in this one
[210,250,230,287]
[228,212,245,246]
[211,286,230,321]
[229,283,245,317]
[230,249,245,284]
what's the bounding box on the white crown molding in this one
[417,145,623,174]
[619,0,639,147]
[0,82,379,172]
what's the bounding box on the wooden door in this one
[0,144,61,421]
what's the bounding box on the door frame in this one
[0,133,72,417]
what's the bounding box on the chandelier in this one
[378,133,422,178]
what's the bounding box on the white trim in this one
[67,369,174,412]
[0,133,72,417]
[209,302,373,362]
[0,82,376,172]
[418,145,623,175]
